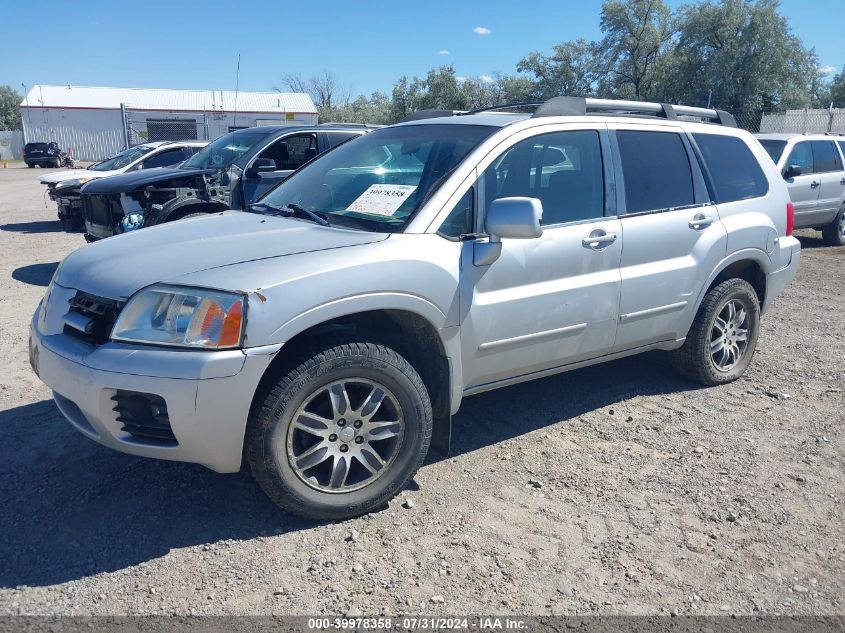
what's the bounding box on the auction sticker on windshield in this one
[346,184,417,217]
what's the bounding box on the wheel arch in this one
[252,303,456,458]
[693,249,769,321]
[158,200,229,223]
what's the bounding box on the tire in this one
[670,278,760,386]
[26,163,34,168]
[246,341,432,520]
[821,206,845,247]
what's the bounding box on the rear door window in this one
[693,133,768,202]
[786,141,814,174]
[616,130,695,213]
[810,140,843,173]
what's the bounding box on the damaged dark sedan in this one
[79,124,371,240]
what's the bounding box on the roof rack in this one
[533,96,737,127]
[399,96,737,127]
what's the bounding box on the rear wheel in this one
[246,341,432,520]
[821,206,845,246]
[670,278,760,386]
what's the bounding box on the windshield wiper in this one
[251,202,331,227]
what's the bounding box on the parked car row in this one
[40,141,208,229]
[30,96,805,520]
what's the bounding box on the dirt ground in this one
[0,164,842,617]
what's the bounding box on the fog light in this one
[121,213,145,232]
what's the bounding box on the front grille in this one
[112,390,176,444]
[63,291,122,345]
[83,194,120,228]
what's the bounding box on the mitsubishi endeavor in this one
[30,97,801,520]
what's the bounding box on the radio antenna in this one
[233,53,241,129]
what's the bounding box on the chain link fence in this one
[734,108,845,135]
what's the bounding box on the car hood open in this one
[56,211,387,299]
[80,167,213,194]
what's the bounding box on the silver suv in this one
[30,97,801,520]
[757,133,845,246]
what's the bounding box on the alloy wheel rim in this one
[709,299,749,372]
[286,378,405,493]
[839,211,845,238]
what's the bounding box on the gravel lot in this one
[0,164,843,617]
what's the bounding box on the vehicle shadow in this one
[449,351,699,457]
[0,352,696,588]
[11,262,59,287]
[0,221,65,234]
[0,400,317,588]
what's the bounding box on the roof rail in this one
[398,109,466,123]
[532,97,736,126]
[319,122,383,129]
[398,97,737,127]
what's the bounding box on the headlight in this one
[57,176,92,188]
[111,285,245,349]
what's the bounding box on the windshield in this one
[90,146,155,171]
[759,139,787,164]
[180,130,267,170]
[258,124,494,232]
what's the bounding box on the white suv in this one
[757,133,845,246]
[30,97,801,520]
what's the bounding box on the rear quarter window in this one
[693,133,769,203]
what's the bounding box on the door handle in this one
[810,181,820,189]
[688,213,714,231]
[840,178,845,186]
[582,230,617,249]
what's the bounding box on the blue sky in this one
[4,0,842,99]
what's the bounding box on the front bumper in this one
[762,235,801,314]
[30,312,277,473]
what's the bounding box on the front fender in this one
[264,292,448,344]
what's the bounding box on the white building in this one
[19,85,318,161]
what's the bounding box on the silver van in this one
[31,97,801,519]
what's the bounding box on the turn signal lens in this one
[786,202,794,237]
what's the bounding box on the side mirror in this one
[486,197,543,240]
[783,164,802,179]
[247,158,277,177]
[474,197,544,267]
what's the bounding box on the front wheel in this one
[821,206,845,246]
[246,341,432,520]
[670,278,760,386]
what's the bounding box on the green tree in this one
[829,67,845,107]
[517,39,605,98]
[664,0,817,112]
[0,85,23,131]
[599,0,674,99]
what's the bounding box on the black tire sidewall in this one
[253,346,431,518]
[700,281,760,383]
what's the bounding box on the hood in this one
[39,169,109,185]
[80,167,211,194]
[56,211,387,299]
